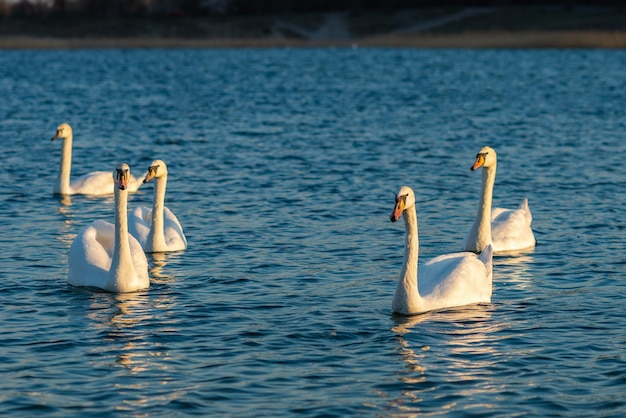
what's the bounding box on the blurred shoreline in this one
[2,7,626,49]
[2,31,626,49]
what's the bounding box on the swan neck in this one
[403,207,419,273]
[110,186,134,289]
[393,206,421,313]
[148,175,167,250]
[478,166,495,223]
[56,135,72,195]
[468,165,496,252]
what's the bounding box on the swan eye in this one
[475,153,488,165]
[116,168,128,180]
[395,194,408,205]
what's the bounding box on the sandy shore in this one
[1,31,626,49]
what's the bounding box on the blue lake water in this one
[1,48,625,416]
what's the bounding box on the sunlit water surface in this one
[1,48,625,416]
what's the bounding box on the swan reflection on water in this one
[148,251,184,285]
[56,195,77,247]
[150,252,168,280]
[86,292,152,334]
[493,253,534,291]
[84,292,171,377]
[389,305,503,413]
[57,194,72,208]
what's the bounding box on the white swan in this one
[68,163,150,293]
[129,160,187,253]
[52,123,144,195]
[390,186,493,315]
[463,146,536,254]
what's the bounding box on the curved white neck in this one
[55,135,73,195]
[147,174,167,251]
[107,185,135,290]
[393,206,422,314]
[467,165,496,253]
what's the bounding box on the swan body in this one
[390,186,493,315]
[52,123,144,195]
[129,160,187,253]
[463,146,536,254]
[68,164,150,293]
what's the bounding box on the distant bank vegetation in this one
[2,0,625,48]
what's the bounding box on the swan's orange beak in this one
[390,198,405,222]
[471,153,486,171]
[51,130,61,141]
[143,165,158,183]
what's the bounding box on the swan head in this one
[390,186,415,222]
[471,146,497,171]
[51,123,72,141]
[143,159,167,183]
[114,163,131,190]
